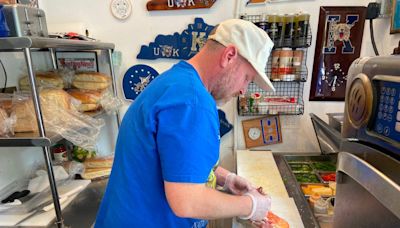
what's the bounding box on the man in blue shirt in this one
[95,19,275,228]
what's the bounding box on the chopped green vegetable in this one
[313,162,336,171]
[72,146,96,162]
[295,173,320,183]
[290,163,313,172]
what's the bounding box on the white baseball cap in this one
[208,19,275,92]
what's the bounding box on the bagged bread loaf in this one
[19,71,64,91]
[68,90,102,112]
[13,89,72,132]
[72,72,111,91]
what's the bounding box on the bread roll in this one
[68,90,102,104]
[78,103,100,112]
[84,157,114,169]
[81,167,112,180]
[19,72,64,90]
[72,72,111,90]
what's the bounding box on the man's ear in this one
[220,45,238,68]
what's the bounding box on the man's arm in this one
[164,181,252,220]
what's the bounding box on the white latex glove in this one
[223,173,255,195]
[239,188,272,221]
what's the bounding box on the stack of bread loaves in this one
[69,72,111,112]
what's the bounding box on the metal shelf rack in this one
[0,36,119,228]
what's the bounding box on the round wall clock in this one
[122,64,159,101]
[110,0,132,20]
[248,128,261,141]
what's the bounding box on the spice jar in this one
[52,144,68,162]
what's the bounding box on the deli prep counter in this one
[234,150,337,228]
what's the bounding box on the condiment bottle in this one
[314,197,329,214]
[309,192,321,210]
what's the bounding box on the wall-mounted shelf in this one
[238,13,311,116]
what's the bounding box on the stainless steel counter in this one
[48,179,108,228]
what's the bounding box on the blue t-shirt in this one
[95,61,220,228]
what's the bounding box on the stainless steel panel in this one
[333,150,400,227]
[0,37,115,50]
[310,113,344,154]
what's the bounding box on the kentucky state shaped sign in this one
[137,17,215,60]
[147,0,217,11]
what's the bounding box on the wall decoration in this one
[391,0,400,34]
[137,17,214,60]
[56,51,98,72]
[110,0,132,20]
[122,64,159,101]
[246,0,267,5]
[309,6,366,101]
[242,116,282,148]
[218,109,233,138]
[147,0,217,11]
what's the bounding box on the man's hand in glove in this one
[224,173,255,195]
[214,167,255,195]
[239,188,272,222]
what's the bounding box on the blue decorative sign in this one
[137,17,215,60]
[122,64,159,100]
[218,109,233,138]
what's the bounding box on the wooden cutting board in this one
[237,150,288,198]
[235,150,304,227]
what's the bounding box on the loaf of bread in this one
[19,72,64,90]
[72,72,111,91]
[68,90,102,104]
[13,89,72,132]
[81,167,112,180]
[84,157,114,169]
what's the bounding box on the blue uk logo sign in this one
[137,18,214,60]
[324,15,359,54]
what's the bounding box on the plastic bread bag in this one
[0,94,17,136]
[57,68,75,89]
[0,109,16,137]
[99,89,125,114]
[18,71,66,91]
[11,89,105,151]
[44,106,105,151]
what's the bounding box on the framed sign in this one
[56,51,98,72]
[391,0,400,34]
[147,0,217,11]
[309,6,366,101]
